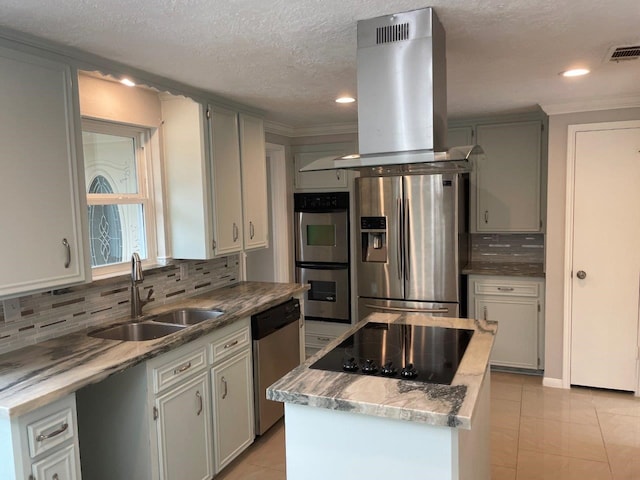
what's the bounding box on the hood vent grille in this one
[376,23,410,44]
[608,45,640,62]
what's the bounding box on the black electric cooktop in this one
[309,322,474,385]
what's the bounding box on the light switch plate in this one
[2,298,21,323]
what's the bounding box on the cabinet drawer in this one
[152,345,208,394]
[31,443,78,480]
[27,407,75,458]
[210,325,250,364]
[305,333,336,349]
[474,282,539,297]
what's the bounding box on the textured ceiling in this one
[1,0,639,127]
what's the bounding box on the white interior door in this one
[570,123,640,391]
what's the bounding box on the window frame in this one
[82,118,158,278]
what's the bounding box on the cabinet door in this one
[31,444,79,480]
[0,46,87,297]
[476,297,539,369]
[294,150,349,190]
[475,121,541,232]
[239,113,268,250]
[211,349,254,473]
[209,106,243,256]
[162,97,213,259]
[155,371,213,480]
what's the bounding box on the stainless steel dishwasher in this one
[251,298,301,435]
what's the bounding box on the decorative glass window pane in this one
[82,131,138,194]
[87,201,147,267]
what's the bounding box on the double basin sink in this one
[89,308,224,341]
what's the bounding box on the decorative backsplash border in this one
[470,234,544,263]
[0,255,239,355]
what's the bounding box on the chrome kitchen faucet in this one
[131,253,154,319]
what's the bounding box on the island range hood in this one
[302,7,483,173]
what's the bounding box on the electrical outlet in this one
[180,263,189,280]
[2,298,21,323]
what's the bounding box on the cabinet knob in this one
[576,270,587,280]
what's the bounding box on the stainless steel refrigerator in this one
[356,173,468,319]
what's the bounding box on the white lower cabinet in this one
[468,275,545,370]
[155,371,213,480]
[0,395,81,480]
[31,444,78,480]
[211,348,254,472]
[76,318,254,479]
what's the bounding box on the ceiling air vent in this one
[376,23,410,44]
[607,45,640,62]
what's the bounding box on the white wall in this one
[544,106,640,380]
[78,73,162,127]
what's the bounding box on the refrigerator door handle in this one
[396,197,403,280]
[364,304,450,314]
[404,198,410,281]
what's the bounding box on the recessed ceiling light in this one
[561,68,590,77]
[335,96,356,104]
[120,78,136,87]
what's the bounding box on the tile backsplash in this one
[0,255,239,355]
[470,234,544,263]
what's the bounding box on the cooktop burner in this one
[309,322,474,385]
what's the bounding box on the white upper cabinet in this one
[161,96,214,259]
[475,121,542,232]
[209,106,243,255]
[239,113,268,250]
[293,143,356,191]
[162,97,268,258]
[0,44,88,298]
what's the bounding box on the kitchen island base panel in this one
[283,370,490,480]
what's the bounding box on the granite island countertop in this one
[0,281,307,418]
[462,262,545,277]
[267,313,496,430]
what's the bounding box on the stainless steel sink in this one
[151,308,224,326]
[89,322,186,341]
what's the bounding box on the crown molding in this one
[264,120,358,138]
[540,95,640,115]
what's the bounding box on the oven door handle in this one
[364,304,450,314]
[297,263,348,270]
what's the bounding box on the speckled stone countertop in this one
[462,262,545,277]
[267,313,496,430]
[0,281,307,418]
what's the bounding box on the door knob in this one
[576,270,587,279]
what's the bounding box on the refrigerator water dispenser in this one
[361,216,387,263]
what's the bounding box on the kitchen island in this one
[267,313,496,480]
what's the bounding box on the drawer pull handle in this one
[196,390,203,416]
[173,361,192,375]
[497,287,514,291]
[317,336,331,342]
[483,306,488,321]
[223,340,239,349]
[222,376,228,399]
[36,422,68,442]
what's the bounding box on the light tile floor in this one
[217,372,640,479]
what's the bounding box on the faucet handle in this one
[145,288,154,302]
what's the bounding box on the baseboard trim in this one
[542,377,564,389]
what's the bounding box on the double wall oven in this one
[294,192,351,324]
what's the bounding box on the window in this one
[82,119,156,276]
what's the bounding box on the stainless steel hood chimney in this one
[302,7,483,173]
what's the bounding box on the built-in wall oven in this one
[294,192,351,324]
